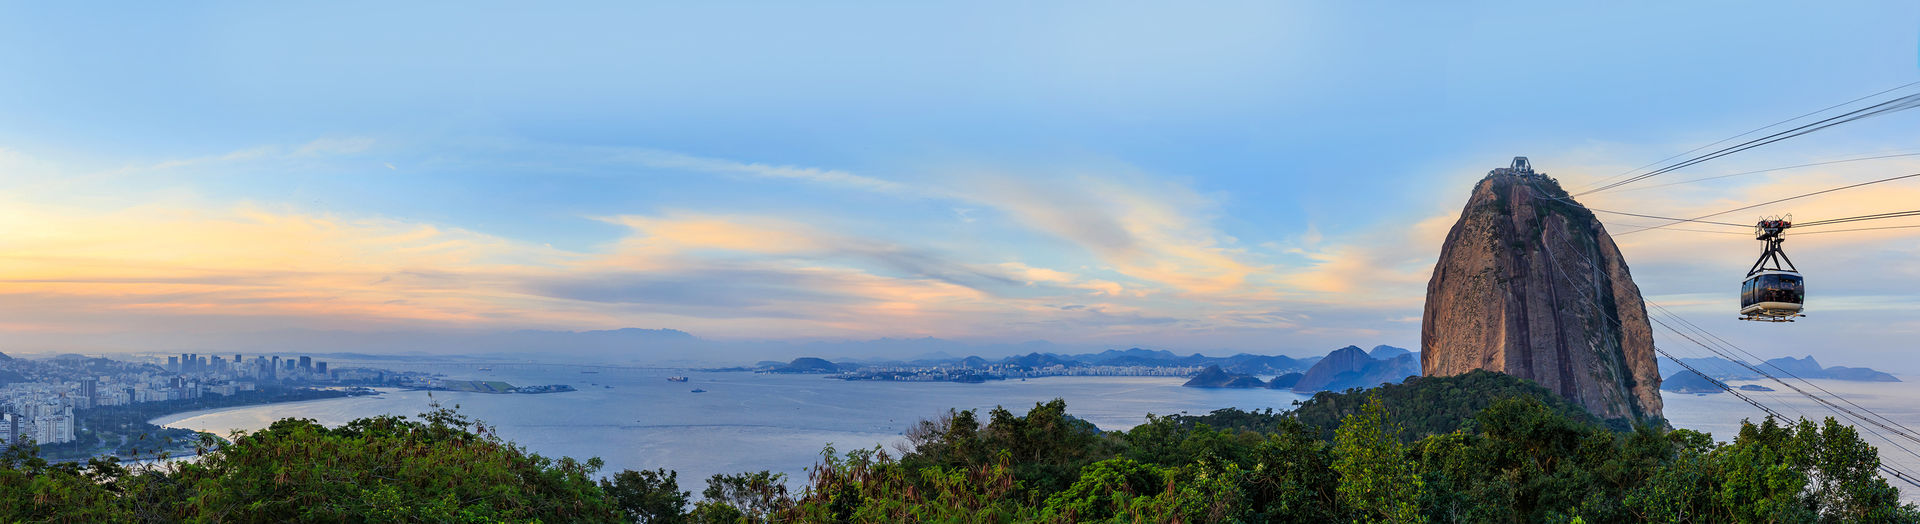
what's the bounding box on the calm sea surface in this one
[152,363,1307,486]
[152,363,1920,501]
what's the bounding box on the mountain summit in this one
[1421,158,1663,422]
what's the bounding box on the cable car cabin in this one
[1740,270,1803,321]
[1740,216,1803,322]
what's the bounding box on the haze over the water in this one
[2,3,1917,369]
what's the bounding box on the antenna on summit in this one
[1488,156,1547,180]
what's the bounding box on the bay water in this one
[152,362,1920,501]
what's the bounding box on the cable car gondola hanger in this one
[1740,215,1805,322]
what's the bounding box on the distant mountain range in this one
[1659,354,1898,395]
[1182,345,1421,393]
[1658,354,1898,392]
[751,346,1364,375]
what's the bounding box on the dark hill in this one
[1267,372,1304,389]
[999,352,1081,369]
[1764,356,1826,377]
[1291,346,1418,393]
[1826,366,1899,382]
[1084,348,1181,365]
[771,357,844,374]
[1369,345,1412,360]
[1218,353,1308,374]
[1294,369,1612,439]
[1182,365,1267,388]
[1661,371,1726,394]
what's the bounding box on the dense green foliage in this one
[4,405,622,522]
[1153,370,1609,443]
[4,372,1917,522]
[1295,369,1615,438]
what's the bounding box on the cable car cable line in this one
[1512,177,1749,228]
[1797,209,1920,228]
[1575,80,1920,193]
[1794,224,1920,236]
[1516,180,1920,486]
[1615,172,1920,236]
[1601,224,1918,236]
[1555,242,1920,486]
[1606,151,1920,194]
[1644,310,1920,470]
[1587,208,1749,227]
[1647,300,1920,447]
[1578,92,1920,196]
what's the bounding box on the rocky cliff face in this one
[1421,164,1663,422]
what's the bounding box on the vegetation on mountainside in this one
[4,372,1916,522]
[1167,369,1609,441]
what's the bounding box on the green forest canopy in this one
[4,370,1915,523]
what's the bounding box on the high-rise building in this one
[81,379,97,409]
[167,356,179,371]
[315,362,327,375]
[298,356,312,371]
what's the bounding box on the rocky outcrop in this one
[1421,161,1663,422]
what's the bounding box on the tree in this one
[603,468,690,523]
[1041,458,1164,521]
[1334,395,1426,523]
[701,471,790,522]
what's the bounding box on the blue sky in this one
[2,2,1919,365]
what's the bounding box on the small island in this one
[1660,371,1727,394]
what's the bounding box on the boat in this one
[666,376,689,382]
[580,371,600,374]
[690,388,707,393]
[477,367,493,372]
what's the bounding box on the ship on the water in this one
[667,376,689,382]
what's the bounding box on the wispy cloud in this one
[612,149,916,194]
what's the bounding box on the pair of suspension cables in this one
[1544,80,1920,236]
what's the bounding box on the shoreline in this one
[147,387,396,429]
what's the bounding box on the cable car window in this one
[1752,274,1803,304]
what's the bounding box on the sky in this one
[2,2,1919,366]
